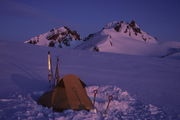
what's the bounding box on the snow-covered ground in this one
[0,40,180,119]
[0,86,167,120]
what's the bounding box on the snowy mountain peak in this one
[84,20,157,44]
[103,20,144,37]
[25,26,82,48]
[78,20,158,54]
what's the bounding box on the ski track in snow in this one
[0,86,170,120]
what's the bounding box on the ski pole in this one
[48,51,54,88]
[55,57,60,86]
[93,89,98,107]
[104,95,113,114]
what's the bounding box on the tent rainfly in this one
[38,74,93,111]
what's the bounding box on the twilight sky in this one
[0,0,180,42]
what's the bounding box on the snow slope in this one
[0,40,180,119]
[77,20,159,55]
[77,20,180,56]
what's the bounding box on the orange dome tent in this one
[38,74,93,112]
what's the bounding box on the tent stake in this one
[104,95,113,114]
[93,89,98,107]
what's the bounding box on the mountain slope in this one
[77,20,158,55]
[103,20,157,43]
[25,26,82,48]
[24,21,180,57]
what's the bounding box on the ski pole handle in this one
[108,95,113,101]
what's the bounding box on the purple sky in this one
[0,0,180,42]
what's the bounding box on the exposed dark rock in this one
[93,46,99,52]
[114,23,121,32]
[28,40,33,44]
[129,20,141,35]
[41,26,81,47]
[84,34,95,41]
[110,41,112,46]
[61,32,67,36]
[62,38,70,46]
[71,30,80,40]
[129,20,136,28]
[47,34,59,40]
[28,40,37,44]
[124,26,128,33]
[134,32,137,36]
[142,37,147,42]
[64,26,80,40]
[49,41,55,47]
[50,29,54,32]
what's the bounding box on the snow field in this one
[0,86,167,120]
[0,41,180,119]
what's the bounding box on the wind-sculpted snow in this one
[0,86,168,120]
